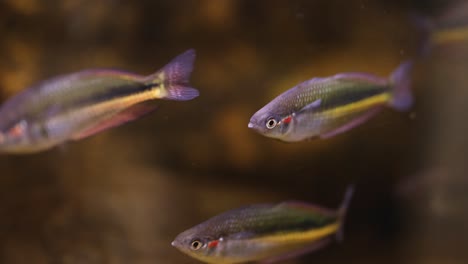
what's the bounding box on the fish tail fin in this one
[409,13,435,57]
[144,49,199,101]
[336,184,355,243]
[388,60,413,112]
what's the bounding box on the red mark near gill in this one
[207,240,219,248]
[9,123,24,137]
[282,116,292,124]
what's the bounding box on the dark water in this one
[1,0,467,263]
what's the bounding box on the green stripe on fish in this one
[248,61,413,142]
[172,185,354,264]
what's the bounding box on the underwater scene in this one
[1,0,468,263]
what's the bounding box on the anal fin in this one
[71,102,159,140]
[320,107,383,139]
[259,237,333,264]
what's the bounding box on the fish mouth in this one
[171,241,176,247]
[248,120,263,133]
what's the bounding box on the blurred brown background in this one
[1,0,468,263]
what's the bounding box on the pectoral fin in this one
[71,102,159,140]
[298,98,322,114]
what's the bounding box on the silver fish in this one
[0,49,198,154]
[172,186,354,264]
[248,61,413,142]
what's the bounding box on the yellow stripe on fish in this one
[321,93,390,119]
[0,49,198,154]
[172,186,354,264]
[248,61,412,142]
[248,222,341,244]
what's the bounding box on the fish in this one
[0,49,199,154]
[410,12,468,56]
[248,61,413,142]
[431,25,468,44]
[172,185,354,264]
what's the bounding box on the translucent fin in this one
[144,49,199,101]
[409,13,435,56]
[277,201,336,216]
[71,102,158,140]
[164,84,199,101]
[298,98,322,114]
[259,237,333,264]
[389,61,413,111]
[319,107,383,139]
[228,231,257,240]
[336,185,355,243]
[332,73,387,85]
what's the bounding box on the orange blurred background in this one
[1,0,468,263]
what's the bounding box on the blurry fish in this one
[432,25,468,44]
[410,9,468,57]
[172,185,354,264]
[0,49,199,154]
[248,61,412,142]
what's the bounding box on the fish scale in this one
[248,61,412,141]
[0,49,199,154]
[172,186,354,264]
[205,205,337,237]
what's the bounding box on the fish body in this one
[172,186,354,264]
[0,49,198,154]
[248,61,413,142]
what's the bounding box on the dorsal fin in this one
[332,72,387,85]
[276,201,336,216]
[71,102,158,140]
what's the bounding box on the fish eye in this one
[266,118,277,129]
[190,240,203,251]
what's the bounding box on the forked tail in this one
[144,49,199,101]
[389,60,413,111]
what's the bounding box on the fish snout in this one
[249,115,270,136]
[248,116,260,130]
[248,116,268,135]
[171,237,184,249]
[248,120,261,132]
